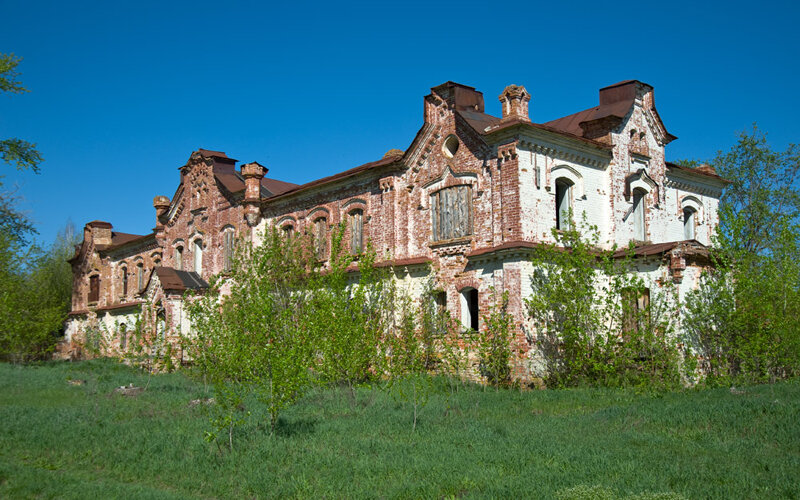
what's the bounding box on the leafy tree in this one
[684,127,800,383]
[305,225,395,403]
[185,226,317,442]
[1,54,42,173]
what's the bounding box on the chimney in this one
[153,196,170,225]
[241,161,267,226]
[86,220,113,247]
[499,85,531,122]
[241,162,266,203]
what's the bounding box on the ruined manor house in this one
[64,80,727,376]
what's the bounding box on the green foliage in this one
[2,361,799,498]
[185,226,317,441]
[476,289,520,387]
[306,225,395,397]
[0,224,79,362]
[684,126,800,384]
[0,54,42,173]
[526,221,682,388]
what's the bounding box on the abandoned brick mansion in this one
[64,80,728,374]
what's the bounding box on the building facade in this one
[63,80,728,376]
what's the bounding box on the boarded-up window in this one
[137,264,144,290]
[314,218,327,259]
[121,267,128,296]
[349,209,363,254]
[223,230,235,272]
[193,239,203,276]
[431,185,472,241]
[555,179,572,231]
[622,287,650,336]
[88,275,99,303]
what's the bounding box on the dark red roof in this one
[665,162,731,184]
[543,100,633,138]
[212,166,300,198]
[613,240,708,258]
[153,267,209,292]
[265,155,402,202]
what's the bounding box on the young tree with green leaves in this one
[185,226,318,443]
[684,126,800,383]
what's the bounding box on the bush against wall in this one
[525,222,683,388]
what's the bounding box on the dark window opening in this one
[88,275,99,304]
[555,179,573,231]
[460,287,479,331]
[121,268,127,296]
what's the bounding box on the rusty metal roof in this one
[213,166,299,198]
[153,267,208,292]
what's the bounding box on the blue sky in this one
[1,0,798,245]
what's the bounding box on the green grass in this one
[0,360,798,499]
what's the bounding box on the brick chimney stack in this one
[499,85,531,122]
[241,161,267,226]
[86,221,113,247]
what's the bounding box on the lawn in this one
[0,360,798,499]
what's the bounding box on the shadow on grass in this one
[273,416,318,437]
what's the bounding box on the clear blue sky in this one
[2,0,799,245]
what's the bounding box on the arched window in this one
[222,229,235,272]
[193,239,203,276]
[121,267,128,296]
[555,179,573,231]
[349,209,364,254]
[175,245,183,271]
[313,218,327,259]
[683,207,696,240]
[632,188,647,242]
[459,287,479,331]
[137,263,144,290]
[282,224,294,240]
[88,275,100,304]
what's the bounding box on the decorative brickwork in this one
[63,80,728,381]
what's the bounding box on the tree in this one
[185,227,318,442]
[713,125,799,257]
[684,127,800,383]
[1,54,42,173]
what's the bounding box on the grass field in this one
[0,360,798,499]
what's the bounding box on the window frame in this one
[431,185,473,242]
[555,178,573,231]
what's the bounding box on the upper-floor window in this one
[222,229,235,273]
[349,209,363,254]
[193,239,203,276]
[632,188,647,242]
[88,275,100,304]
[683,207,696,240]
[313,218,327,260]
[555,179,573,231]
[431,185,472,242]
[175,246,183,271]
[282,224,294,240]
[121,267,128,296]
[137,263,145,290]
